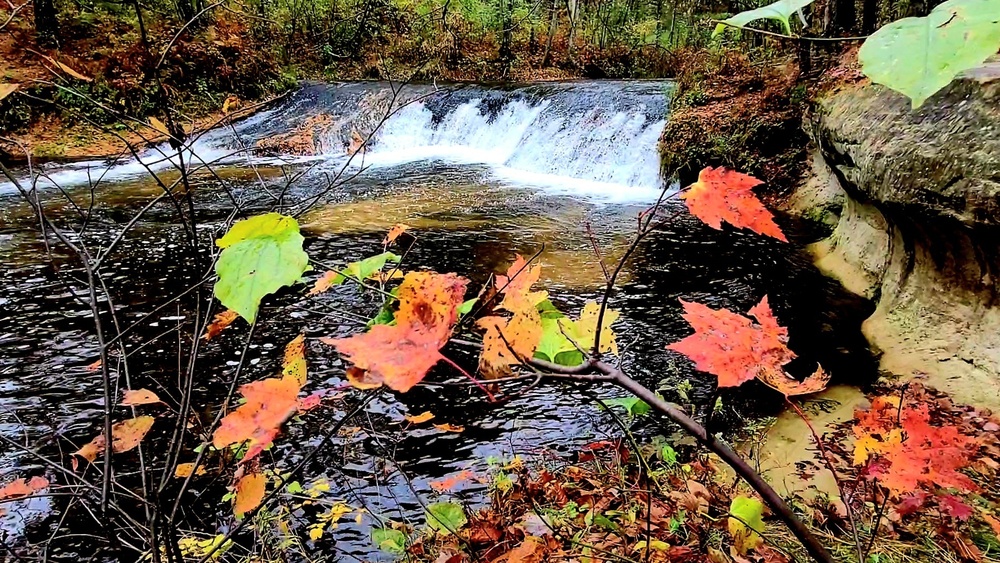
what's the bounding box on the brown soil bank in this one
[789,65,1000,412]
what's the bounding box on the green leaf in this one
[534,317,580,364]
[713,0,815,36]
[601,397,652,417]
[537,298,566,320]
[367,287,400,328]
[425,502,467,534]
[660,444,678,467]
[729,496,765,554]
[858,0,1000,109]
[457,298,478,317]
[372,528,407,555]
[214,213,309,323]
[337,252,401,284]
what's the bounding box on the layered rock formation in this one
[791,67,1000,411]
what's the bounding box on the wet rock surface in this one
[794,67,1000,411]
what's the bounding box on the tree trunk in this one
[566,0,578,62]
[832,0,857,34]
[862,0,878,34]
[541,0,558,66]
[33,0,59,46]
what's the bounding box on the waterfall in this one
[1,81,673,202]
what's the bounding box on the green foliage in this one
[335,252,401,285]
[214,213,309,323]
[713,0,815,37]
[728,496,765,554]
[372,528,407,554]
[858,0,1000,109]
[425,502,467,534]
[602,397,652,417]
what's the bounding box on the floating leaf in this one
[433,423,465,433]
[729,496,765,554]
[713,0,815,36]
[404,411,435,424]
[0,476,49,500]
[233,471,266,517]
[682,167,786,242]
[372,528,407,555]
[425,502,467,534]
[202,309,239,340]
[74,416,156,462]
[429,470,477,492]
[858,0,1000,109]
[324,272,468,392]
[121,389,163,406]
[214,213,309,323]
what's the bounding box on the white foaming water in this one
[0,83,670,202]
[356,98,666,201]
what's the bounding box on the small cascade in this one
[2,81,673,202]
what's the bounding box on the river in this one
[0,80,875,560]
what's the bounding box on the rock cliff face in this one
[792,67,1000,411]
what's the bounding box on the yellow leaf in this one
[404,411,435,424]
[174,463,207,478]
[282,334,307,385]
[308,526,323,541]
[559,301,620,356]
[149,117,170,136]
[233,471,266,516]
[0,83,18,102]
[222,95,239,115]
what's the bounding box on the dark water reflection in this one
[0,159,875,560]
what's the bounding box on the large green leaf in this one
[858,0,1000,109]
[425,502,467,534]
[371,528,407,555]
[713,0,815,37]
[728,496,765,554]
[214,213,309,323]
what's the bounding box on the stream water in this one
[0,81,876,560]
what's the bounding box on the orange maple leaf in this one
[233,469,266,517]
[213,376,301,461]
[681,167,787,242]
[477,255,547,378]
[668,296,824,394]
[383,224,410,245]
[0,476,49,500]
[853,398,979,498]
[202,309,239,340]
[324,272,468,392]
[121,388,163,406]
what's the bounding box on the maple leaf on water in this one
[0,476,50,501]
[681,167,787,242]
[667,296,825,395]
[323,272,468,392]
[853,396,979,498]
[121,388,163,406]
[74,416,156,463]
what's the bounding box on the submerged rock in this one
[792,65,1000,411]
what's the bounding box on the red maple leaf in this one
[853,397,979,498]
[681,167,787,242]
[324,272,468,392]
[938,494,975,521]
[667,296,825,394]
